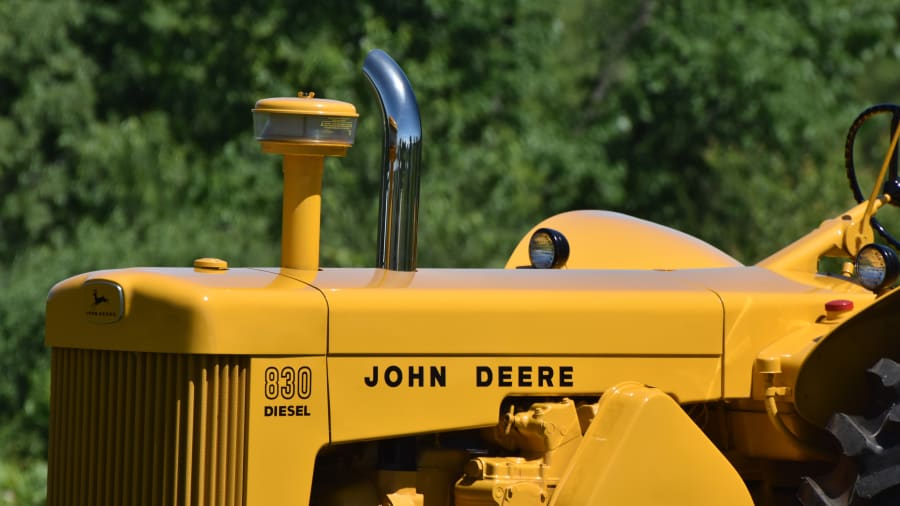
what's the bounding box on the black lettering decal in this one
[431,366,446,387]
[264,404,310,416]
[385,366,403,387]
[298,366,312,399]
[281,367,295,399]
[265,367,279,399]
[518,366,532,387]
[476,366,492,387]
[409,366,424,387]
[538,366,554,387]
[560,366,574,387]
[498,366,513,387]
[364,366,379,387]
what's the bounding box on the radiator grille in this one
[48,349,250,506]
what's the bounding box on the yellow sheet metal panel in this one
[46,267,328,355]
[245,356,330,505]
[304,268,724,356]
[550,382,753,506]
[328,356,720,442]
[505,210,741,270]
[666,267,875,399]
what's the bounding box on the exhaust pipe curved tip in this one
[363,49,423,271]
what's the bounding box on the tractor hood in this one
[276,267,726,356]
[45,265,726,357]
[794,285,900,427]
[45,267,328,355]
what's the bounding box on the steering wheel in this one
[845,103,900,249]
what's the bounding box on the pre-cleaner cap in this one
[252,92,359,145]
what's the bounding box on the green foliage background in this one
[2,0,900,503]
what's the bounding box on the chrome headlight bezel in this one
[528,228,570,269]
[855,243,900,292]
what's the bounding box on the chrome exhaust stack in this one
[363,50,423,271]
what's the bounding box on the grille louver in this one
[48,349,250,506]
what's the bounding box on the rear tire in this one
[799,358,900,505]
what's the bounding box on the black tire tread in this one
[799,358,900,504]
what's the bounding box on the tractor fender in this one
[794,286,900,428]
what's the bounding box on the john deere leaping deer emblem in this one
[91,289,109,307]
[84,282,122,324]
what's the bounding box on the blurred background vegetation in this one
[3,0,900,503]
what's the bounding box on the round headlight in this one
[855,243,900,291]
[528,228,570,269]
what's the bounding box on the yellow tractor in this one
[44,50,900,505]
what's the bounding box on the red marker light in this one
[825,300,853,312]
[824,299,854,321]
